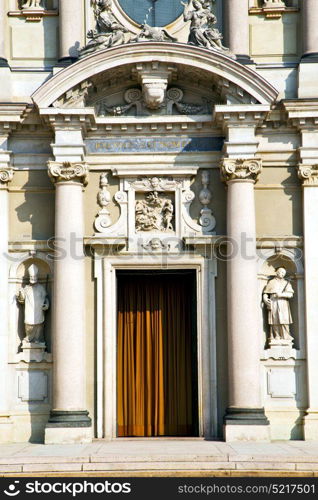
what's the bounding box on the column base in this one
[45,426,92,444]
[47,410,92,426]
[224,408,270,442]
[45,410,92,444]
[303,412,318,440]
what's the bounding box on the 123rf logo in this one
[3,481,132,497]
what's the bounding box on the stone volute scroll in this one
[221,158,262,183]
[0,166,14,185]
[263,267,294,347]
[94,173,112,232]
[48,161,89,185]
[298,165,318,186]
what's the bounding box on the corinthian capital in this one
[48,162,89,186]
[298,165,318,186]
[0,166,14,185]
[220,158,262,184]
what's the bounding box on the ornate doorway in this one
[117,270,198,437]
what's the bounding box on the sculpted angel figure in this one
[80,0,128,57]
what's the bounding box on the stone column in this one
[59,1,83,63]
[214,105,270,441]
[224,0,250,63]
[0,0,7,65]
[0,132,13,434]
[298,166,318,439]
[45,161,91,444]
[221,159,270,441]
[302,0,318,58]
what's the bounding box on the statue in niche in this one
[182,0,233,56]
[263,267,294,344]
[136,192,174,232]
[17,264,49,345]
[80,0,128,58]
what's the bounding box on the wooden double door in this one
[117,270,198,437]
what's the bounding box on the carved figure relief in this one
[80,0,130,58]
[17,264,49,345]
[96,85,212,117]
[136,192,174,232]
[182,0,234,57]
[263,267,294,346]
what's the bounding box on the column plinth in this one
[221,159,270,442]
[45,161,92,445]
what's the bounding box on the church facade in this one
[0,0,317,444]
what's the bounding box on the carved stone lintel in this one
[298,165,318,186]
[221,158,262,183]
[48,162,89,186]
[0,166,14,185]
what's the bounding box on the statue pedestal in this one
[18,342,52,363]
[269,338,294,351]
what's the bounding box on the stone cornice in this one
[48,162,89,186]
[284,100,318,129]
[213,105,270,130]
[39,108,96,134]
[221,158,262,183]
[298,165,318,186]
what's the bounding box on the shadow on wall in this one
[15,172,55,241]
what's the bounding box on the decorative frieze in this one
[48,162,89,186]
[221,158,262,183]
[0,166,13,184]
[298,165,318,186]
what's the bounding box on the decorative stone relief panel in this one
[92,169,216,251]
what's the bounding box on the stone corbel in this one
[221,158,262,183]
[132,62,177,111]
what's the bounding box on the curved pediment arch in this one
[32,43,278,110]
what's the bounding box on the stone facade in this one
[0,0,316,444]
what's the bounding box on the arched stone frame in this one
[8,252,53,361]
[257,247,305,354]
[32,43,278,108]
